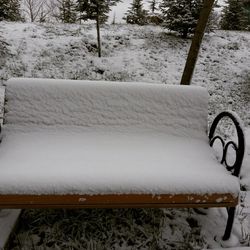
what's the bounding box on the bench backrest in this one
[4,78,208,138]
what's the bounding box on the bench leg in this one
[222,207,236,241]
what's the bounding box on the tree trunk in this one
[30,5,34,22]
[180,0,215,85]
[96,9,101,58]
[181,28,188,39]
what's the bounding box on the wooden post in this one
[180,0,215,85]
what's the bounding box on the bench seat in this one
[0,130,239,199]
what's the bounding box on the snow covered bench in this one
[0,78,245,240]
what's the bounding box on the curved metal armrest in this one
[209,111,245,177]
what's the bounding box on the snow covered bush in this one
[160,0,203,38]
[220,0,249,30]
[123,0,148,25]
[0,0,22,22]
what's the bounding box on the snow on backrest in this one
[4,78,208,138]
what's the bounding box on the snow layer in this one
[5,78,208,138]
[0,130,240,195]
[1,78,240,195]
[0,23,248,248]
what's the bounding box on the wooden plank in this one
[180,0,215,85]
[0,193,238,208]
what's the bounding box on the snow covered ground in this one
[0,22,249,249]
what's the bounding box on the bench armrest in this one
[209,111,245,177]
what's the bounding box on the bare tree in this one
[39,3,49,22]
[23,0,47,22]
[46,0,60,22]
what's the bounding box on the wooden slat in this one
[0,193,238,209]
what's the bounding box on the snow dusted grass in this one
[0,22,249,124]
[0,21,249,249]
[9,208,206,250]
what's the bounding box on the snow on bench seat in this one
[1,78,240,197]
[0,130,240,196]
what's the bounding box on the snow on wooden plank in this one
[5,78,208,139]
[0,130,240,196]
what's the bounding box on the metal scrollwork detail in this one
[209,111,245,177]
